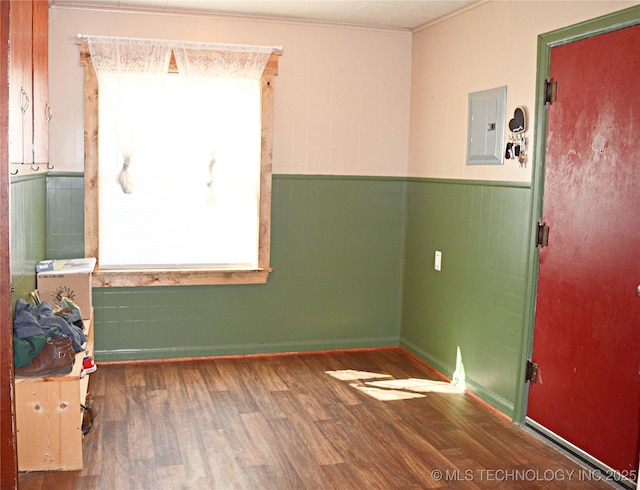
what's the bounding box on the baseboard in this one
[94,336,400,362]
[524,417,637,490]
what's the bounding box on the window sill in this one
[91,268,272,287]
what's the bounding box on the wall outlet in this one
[434,250,442,271]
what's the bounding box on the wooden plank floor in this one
[18,348,613,489]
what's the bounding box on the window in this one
[79,39,280,287]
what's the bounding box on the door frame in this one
[513,2,640,476]
[515,3,640,424]
[1,1,18,488]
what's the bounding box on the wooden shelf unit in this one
[15,311,94,472]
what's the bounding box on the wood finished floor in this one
[18,348,612,489]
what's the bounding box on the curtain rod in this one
[76,33,283,53]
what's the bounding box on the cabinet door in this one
[8,0,33,165]
[32,0,49,167]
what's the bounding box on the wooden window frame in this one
[79,42,278,287]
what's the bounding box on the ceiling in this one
[52,0,479,30]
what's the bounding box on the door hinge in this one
[544,79,557,105]
[536,222,549,247]
[526,359,538,383]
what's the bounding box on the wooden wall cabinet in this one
[9,0,49,171]
[8,0,33,166]
[14,311,94,472]
[32,0,50,168]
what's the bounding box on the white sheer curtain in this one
[172,42,272,199]
[87,37,172,193]
[172,42,272,78]
[88,36,276,269]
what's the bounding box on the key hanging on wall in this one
[505,106,528,167]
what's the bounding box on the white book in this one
[37,257,97,275]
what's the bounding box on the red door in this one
[528,24,640,477]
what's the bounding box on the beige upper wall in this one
[49,1,637,179]
[409,0,638,182]
[48,6,412,176]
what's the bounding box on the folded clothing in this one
[13,334,49,368]
[13,298,87,353]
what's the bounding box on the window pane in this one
[98,74,261,269]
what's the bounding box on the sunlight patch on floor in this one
[326,369,465,401]
[349,383,425,401]
[366,378,465,394]
[325,370,392,381]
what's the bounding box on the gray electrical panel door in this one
[466,86,506,165]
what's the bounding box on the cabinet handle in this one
[45,103,52,123]
[20,87,30,114]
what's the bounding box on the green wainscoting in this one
[42,173,534,418]
[47,174,407,360]
[10,174,47,305]
[400,179,532,417]
[45,173,85,260]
